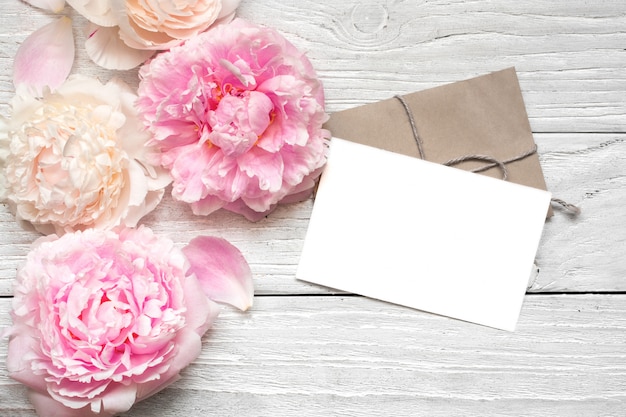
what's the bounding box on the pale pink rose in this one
[63,0,241,69]
[0,75,171,235]
[6,226,253,417]
[137,19,330,221]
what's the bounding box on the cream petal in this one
[126,160,150,207]
[23,0,65,13]
[84,23,154,70]
[110,0,171,50]
[0,118,9,201]
[217,0,242,19]
[121,161,168,227]
[182,236,254,311]
[14,17,75,96]
[66,0,118,27]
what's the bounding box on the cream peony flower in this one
[0,75,171,235]
[64,0,241,69]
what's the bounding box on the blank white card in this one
[296,138,551,331]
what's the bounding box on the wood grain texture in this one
[1,1,625,416]
[1,295,625,416]
[0,0,625,295]
[535,133,626,292]
[1,0,625,131]
[1,133,623,295]
[233,0,626,133]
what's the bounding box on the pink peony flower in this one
[6,226,253,417]
[137,18,330,221]
[0,75,171,235]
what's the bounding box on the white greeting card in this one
[296,138,551,331]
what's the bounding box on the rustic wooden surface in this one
[1,0,625,415]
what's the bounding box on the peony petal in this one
[0,117,10,201]
[183,275,221,334]
[217,0,241,20]
[84,23,154,70]
[29,391,93,417]
[99,383,138,415]
[182,236,254,311]
[7,332,48,392]
[190,194,226,217]
[66,0,118,27]
[170,144,218,203]
[126,160,150,207]
[136,19,329,220]
[223,199,276,222]
[23,0,65,13]
[134,328,202,402]
[238,147,285,193]
[278,187,315,205]
[14,17,75,96]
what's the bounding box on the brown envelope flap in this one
[324,68,551,207]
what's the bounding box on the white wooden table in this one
[1,1,625,415]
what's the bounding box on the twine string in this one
[395,94,426,159]
[394,95,580,215]
[549,198,581,215]
[444,144,539,181]
[444,154,510,181]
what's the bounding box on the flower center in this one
[6,101,128,228]
[204,89,275,157]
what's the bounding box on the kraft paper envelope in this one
[296,138,551,331]
[323,67,553,216]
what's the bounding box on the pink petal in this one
[98,383,138,415]
[23,0,65,13]
[135,327,205,402]
[190,194,226,217]
[170,144,218,203]
[84,23,154,70]
[279,187,315,205]
[29,391,92,417]
[183,274,221,335]
[182,236,254,311]
[223,199,277,221]
[280,167,324,203]
[14,17,75,96]
[238,147,284,193]
[7,331,48,392]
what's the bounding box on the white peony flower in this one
[0,75,171,235]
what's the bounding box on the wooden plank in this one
[534,133,626,292]
[1,294,625,416]
[1,1,624,296]
[237,0,626,133]
[1,132,624,296]
[0,1,625,132]
[1,2,624,417]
